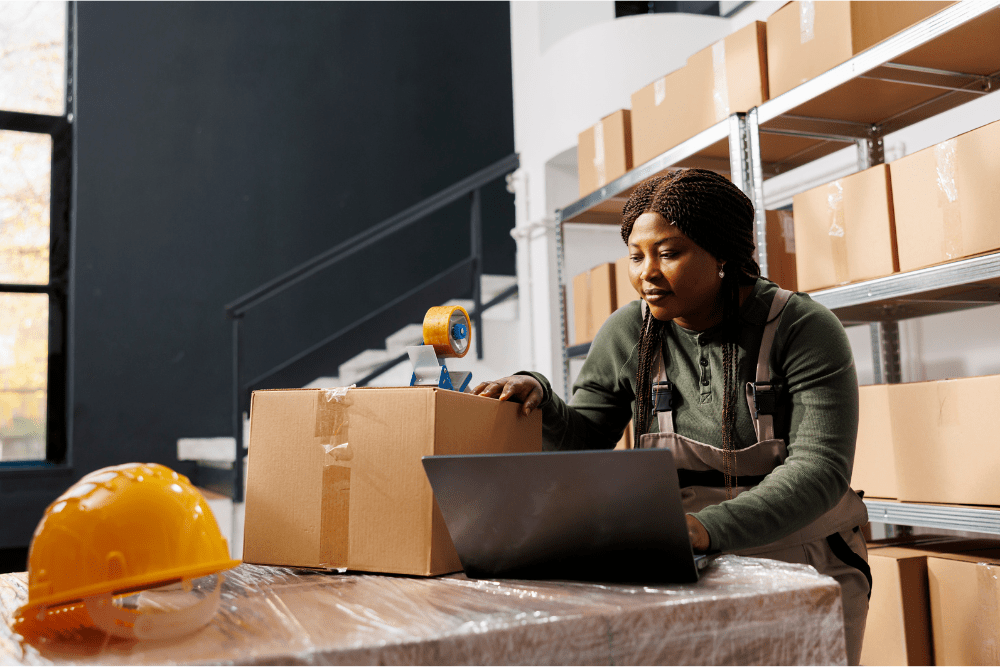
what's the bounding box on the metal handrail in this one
[225,153,519,317]
[226,153,519,502]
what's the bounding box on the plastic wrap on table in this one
[1,555,847,665]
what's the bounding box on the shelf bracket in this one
[859,62,993,95]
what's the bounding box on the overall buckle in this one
[750,382,779,418]
[652,381,673,412]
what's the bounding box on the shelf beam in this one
[866,500,1000,536]
[809,253,1000,317]
[859,62,993,94]
[557,119,730,223]
[757,1,1000,125]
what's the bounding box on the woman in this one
[472,169,871,665]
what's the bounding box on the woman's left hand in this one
[686,515,710,552]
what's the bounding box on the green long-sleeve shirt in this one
[521,278,860,552]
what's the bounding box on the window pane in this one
[0,130,50,285]
[0,293,47,462]
[0,1,66,116]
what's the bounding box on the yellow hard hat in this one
[14,463,240,632]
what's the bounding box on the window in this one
[0,1,73,464]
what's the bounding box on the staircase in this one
[305,274,519,388]
[178,274,521,558]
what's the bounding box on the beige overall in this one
[641,290,871,665]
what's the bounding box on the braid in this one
[633,305,666,449]
[621,169,759,492]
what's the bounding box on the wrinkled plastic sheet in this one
[1,555,846,665]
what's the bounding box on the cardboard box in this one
[614,256,639,310]
[572,263,617,345]
[890,374,1000,506]
[890,119,1000,272]
[766,1,952,98]
[792,163,898,291]
[578,109,633,197]
[927,549,1000,665]
[631,21,767,167]
[764,210,797,292]
[243,387,542,576]
[864,540,1000,666]
[852,383,897,500]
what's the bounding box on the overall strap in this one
[746,288,794,441]
[653,342,675,434]
[640,300,676,435]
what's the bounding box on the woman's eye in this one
[660,252,676,259]
[629,256,641,263]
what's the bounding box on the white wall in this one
[509,1,1000,396]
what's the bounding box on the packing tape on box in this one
[935,139,964,261]
[777,210,796,254]
[826,181,849,285]
[316,388,353,465]
[712,40,730,122]
[974,563,1000,664]
[317,389,352,568]
[799,1,815,44]
[593,120,606,187]
[654,77,666,107]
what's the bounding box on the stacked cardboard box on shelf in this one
[614,256,638,309]
[572,263,617,345]
[764,210,797,292]
[573,258,642,346]
[577,110,633,197]
[851,383,899,500]
[243,387,542,576]
[791,163,898,292]
[889,374,1000,506]
[630,21,768,167]
[863,538,1000,666]
[890,118,1000,272]
[850,375,1000,507]
[927,549,1000,665]
[766,1,952,98]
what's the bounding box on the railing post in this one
[232,316,246,503]
[470,187,483,360]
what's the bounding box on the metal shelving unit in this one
[554,1,1000,534]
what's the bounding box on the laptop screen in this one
[423,449,703,583]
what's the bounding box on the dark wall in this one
[2,2,515,548]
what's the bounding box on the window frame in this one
[0,1,75,476]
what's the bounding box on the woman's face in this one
[627,211,724,330]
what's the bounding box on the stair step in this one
[339,349,394,384]
[481,274,517,301]
[304,376,344,389]
[385,323,425,356]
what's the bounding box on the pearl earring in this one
[718,267,725,279]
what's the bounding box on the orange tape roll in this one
[423,305,471,358]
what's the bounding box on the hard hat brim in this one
[13,558,241,622]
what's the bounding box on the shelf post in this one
[555,220,571,401]
[855,132,885,171]
[871,320,903,384]
[744,108,769,278]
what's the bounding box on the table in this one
[0,556,846,665]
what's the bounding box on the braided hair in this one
[621,169,759,498]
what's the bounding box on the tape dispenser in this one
[407,305,473,392]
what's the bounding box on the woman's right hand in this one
[470,375,544,416]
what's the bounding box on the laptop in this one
[422,448,714,584]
